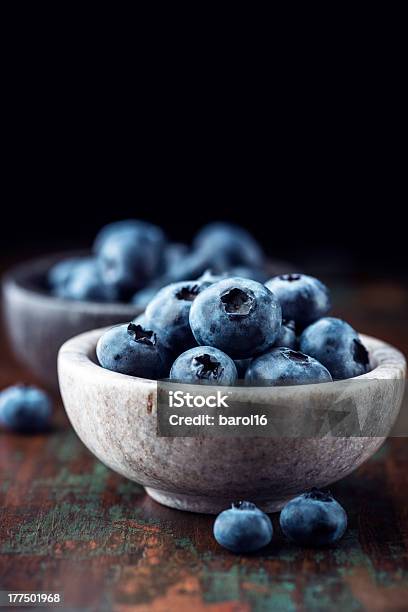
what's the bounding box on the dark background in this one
[1,25,405,280]
[2,138,404,279]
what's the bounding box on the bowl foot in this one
[145,486,293,514]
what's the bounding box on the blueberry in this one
[214,501,273,553]
[234,358,252,378]
[97,224,165,299]
[145,280,211,354]
[274,319,297,349]
[161,250,216,284]
[189,278,281,359]
[96,322,173,379]
[245,347,332,386]
[53,258,113,302]
[0,385,52,433]
[299,317,370,380]
[170,346,238,385]
[280,489,347,547]
[94,219,165,254]
[48,257,82,290]
[161,224,265,285]
[193,223,264,269]
[265,274,331,328]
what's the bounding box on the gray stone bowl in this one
[2,253,141,389]
[58,328,406,513]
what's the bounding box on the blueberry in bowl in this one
[170,346,238,385]
[265,273,331,329]
[273,319,297,350]
[96,322,173,379]
[189,278,282,359]
[193,222,265,270]
[96,223,166,300]
[144,280,211,354]
[245,348,332,386]
[299,317,370,380]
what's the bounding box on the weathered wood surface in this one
[0,276,407,611]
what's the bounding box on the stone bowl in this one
[58,328,406,514]
[2,253,141,389]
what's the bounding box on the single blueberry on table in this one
[274,319,297,349]
[245,347,332,386]
[189,278,282,359]
[97,224,165,299]
[170,346,238,385]
[280,489,347,547]
[96,322,173,379]
[145,280,211,354]
[193,222,265,269]
[213,501,273,553]
[265,274,331,328]
[299,317,370,380]
[0,385,52,433]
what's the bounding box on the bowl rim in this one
[2,250,142,316]
[58,326,407,391]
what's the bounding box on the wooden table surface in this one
[0,274,407,612]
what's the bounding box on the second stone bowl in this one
[2,252,142,389]
[58,328,406,514]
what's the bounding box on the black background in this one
[2,27,405,280]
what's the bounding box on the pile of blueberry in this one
[214,489,348,553]
[48,220,269,304]
[95,222,370,385]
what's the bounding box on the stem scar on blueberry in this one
[232,501,257,510]
[305,488,333,502]
[175,285,201,301]
[221,288,254,316]
[353,339,370,366]
[193,354,224,380]
[282,349,309,363]
[127,323,156,346]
